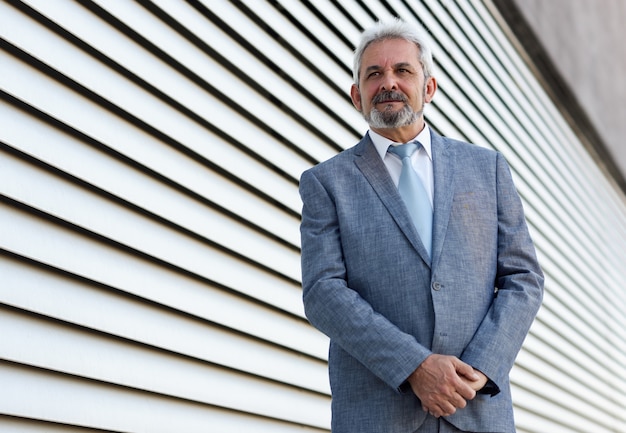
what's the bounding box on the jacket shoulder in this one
[300,137,367,180]
[440,135,497,156]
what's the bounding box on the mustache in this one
[371,91,408,105]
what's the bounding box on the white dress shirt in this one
[369,127,434,207]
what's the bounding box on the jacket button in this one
[432,282,442,291]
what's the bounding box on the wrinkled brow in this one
[364,62,414,75]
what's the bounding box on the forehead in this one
[361,38,421,68]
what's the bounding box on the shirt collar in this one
[369,126,432,161]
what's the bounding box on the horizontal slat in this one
[0,415,110,433]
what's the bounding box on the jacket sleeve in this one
[460,153,544,392]
[299,168,431,391]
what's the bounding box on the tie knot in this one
[388,141,419,159]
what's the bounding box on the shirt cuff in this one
[477,378,500,396]
[397,380,412,394]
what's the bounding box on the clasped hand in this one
[407,354,488,418]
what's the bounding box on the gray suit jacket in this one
[299,131,544,433]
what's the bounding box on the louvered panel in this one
[0,9,301,248]
[453,37,626,324]
[0,98,301,282]
[334,0,378,29]
[512,384,601,433]
[164,0,362,155]
[0,361,327,433]
[360,0,397,20]
[0,200,327,361]
[539,249,625,372]
[521,249,621,392]
[511,366,615,433]
[0,252,328,394]
[6,0,302,214]
[519,321,620,415]
[0,92,299,257]
[0,306,330,429]
[277,0,364,57]
[87,0,351,162]
[425,0,615,232]
[0,149,302,314]
[221,0,357,106]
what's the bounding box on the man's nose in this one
[380,72,398,91]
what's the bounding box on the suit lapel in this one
[354,135,431,265]
[431,131,455,270]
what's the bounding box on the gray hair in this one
[352,18,434,86]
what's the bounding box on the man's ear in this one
[350,84,362,111]
[424,76,437,103]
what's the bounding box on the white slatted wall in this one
[1,1,624,432]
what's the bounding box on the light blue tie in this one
[388,142,433,257]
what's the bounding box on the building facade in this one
[1,1,625,432]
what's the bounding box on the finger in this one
[457,380,477,401]
[451,392,467,409]
[453,358,479,380]
[450,374,477,401]
[422,397,454,417]
[430,405,455,418]
[437,400,458,416]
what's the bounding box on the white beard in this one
[365,103,421,129]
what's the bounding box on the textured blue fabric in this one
[388,142,433,258]
[299,130,544,433]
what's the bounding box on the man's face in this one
[351,38,436,131]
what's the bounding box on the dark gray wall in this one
[494,0,626,190]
